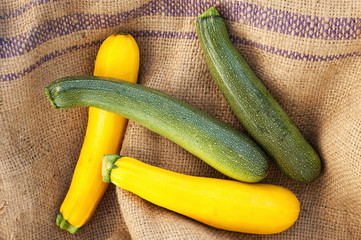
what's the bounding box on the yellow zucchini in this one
[102,155,300,235]
[56,34,140,233]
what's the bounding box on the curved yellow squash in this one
[56,34,140,233]
[103,155,300,235]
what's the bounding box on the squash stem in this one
[199,6,220,19]
[56,212,79,234]
[102,154,121,182]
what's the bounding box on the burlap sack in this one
[1,0,360,239]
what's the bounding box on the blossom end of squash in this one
[45,86,59,109]
[56,212,80,234]
[102,154,121,182]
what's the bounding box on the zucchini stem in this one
[199,6,220,18]
[56,213,79,234]
[102,155,121,182]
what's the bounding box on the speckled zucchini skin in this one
[196,7,321,183]
[45,76,269,182]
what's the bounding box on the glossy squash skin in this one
[55,34,140,233]
[103,155,300,235]
[45,76,270,183]
[196,7,321,183]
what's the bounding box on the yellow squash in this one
[56,34,140,233]
[103,155,300,235]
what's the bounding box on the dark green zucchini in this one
[196,7,321,183]
[45,76,269,182]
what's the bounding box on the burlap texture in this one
[1,0,360,239]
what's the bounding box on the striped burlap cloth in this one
[1,0,360,239]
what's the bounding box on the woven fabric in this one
[1,0,360,239]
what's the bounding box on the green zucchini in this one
[45,76,269,182]
[196,7,321,183]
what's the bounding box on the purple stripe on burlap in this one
[0,40,102,82]
[229,35,361,61]
[0,0,56,20]
[1,0,360,59]
[1,30,360,82]
[135,30,197,39]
